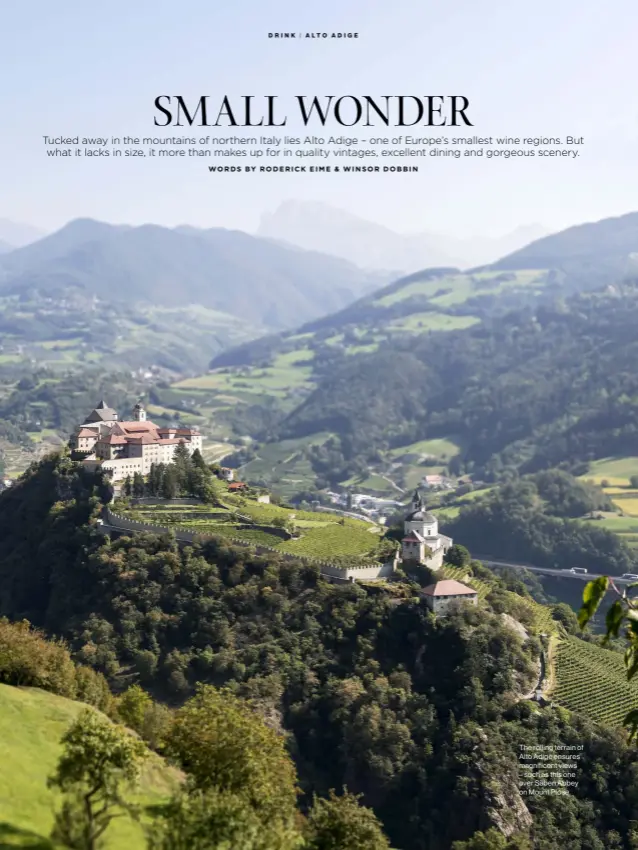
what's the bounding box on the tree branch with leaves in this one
[578,575,638,739]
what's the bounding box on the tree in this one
[123,475,132,498]
[165,686,298,827]
[579,575,638,738]
[304,789,390,850]
[551,602,579,632]
[173,441,192,481]
[48,709,147,850]
[147,787,302,850]
[161,465,180,500]
[191,449,208,472]
[446,544,471,569]
[452,829,531,849]
[149,463,163,496]
[133,472,146,498]
[116,684,152,732]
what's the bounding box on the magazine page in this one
[1,2,638,849]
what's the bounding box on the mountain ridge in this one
[0,218,390,330]
[257,199,551,271]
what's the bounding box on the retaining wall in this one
[102,508,393,582]
[132,498,205,506]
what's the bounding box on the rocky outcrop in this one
[482,771,533,837]
[474,731,533,838]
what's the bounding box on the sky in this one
[2,0,638,238]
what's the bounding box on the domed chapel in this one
[401,488,453,569]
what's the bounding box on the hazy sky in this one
[2,0,638,237]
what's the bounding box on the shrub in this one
[0,618,77,698]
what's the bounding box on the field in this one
[578,457,638,547]
[551,635,638,727]
[0,295,261,376]
[173,349,316,394]
[579,456,638,486]
[240,433,333,479]
[0,684,178,849]
[374,269,548,309]
[121,498,385,564]
[388,437,461,461]
[387,313,480,333]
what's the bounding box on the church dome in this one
[406,508,437,523]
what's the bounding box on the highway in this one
[475,556,637,584]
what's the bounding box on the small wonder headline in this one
[153,95,474,128]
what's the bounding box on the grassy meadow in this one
[0,684,178,849]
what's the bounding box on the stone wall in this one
[320,562,396,581]
[424,548,444,571]
[102,508,394,582]
[132,498,205,506]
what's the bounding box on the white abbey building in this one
[71,400,203,482]
[401,489,453,569]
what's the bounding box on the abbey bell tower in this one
[133,402,147,422]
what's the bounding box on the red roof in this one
[117,421,158,434]
[228,482,247,490]
[422,579,477,597]
[77,429,96,438]
[99,435,128,445]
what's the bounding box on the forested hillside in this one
[202,281,638,493]
[441,477,638,576]
[2,455,638,849]
[190,211,638,500]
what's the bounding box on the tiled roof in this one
[77,429,96,438]
[126,434,157,444]
[117,421,158,433]
[422,579,477,597]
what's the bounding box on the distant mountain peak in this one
[257,201,552,273]
[0,218,47,248]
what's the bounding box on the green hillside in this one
[492,209,638,287]
[0,684,178,849]
[0,219,387,330]
[0,291,263,375]
[188,278,638,502]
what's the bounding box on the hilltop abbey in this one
[70,400,203,482]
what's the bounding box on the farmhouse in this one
[401,488,453,569]
[70,400,203,482]
[421,579,478,614]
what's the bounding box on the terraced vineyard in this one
[120,499,386,563]
[552,635,638,727]
[510,594,558,634]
